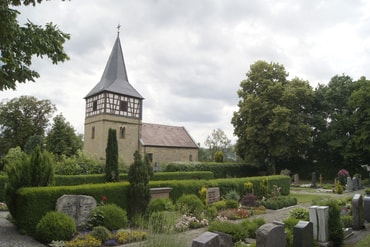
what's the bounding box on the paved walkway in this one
[0,189,369,246]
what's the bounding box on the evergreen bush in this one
[176,194,204,217]
[146,198,174,216]
[35,211,76,243]
[128,151,153,218]
[91,226,111,243]
[88,204,128,231]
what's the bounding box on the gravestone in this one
[207,187,220,205]
[353,177,359,191]
[56,194,97,229]
[309,206,319,240]
[310,172,317,188]
[352,194,365,230]
[256,223,285,247]
[293,174,299,186]
[191,231,232,247]
[293,221,313,247]
[364,193,370,222]
[150,187,172,200]
[346,176,353,192]
[317,206,329,244]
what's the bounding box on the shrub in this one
[105,128,119,182]
[224,190,240,201]
[91,226,111,243]
[208,221,247,242]
[65,234,101,247]
[225,199,239,209]
[319,199,344,246]
[212,200,227,210]
[128,151,153,217]
[87,204,128,231]
[176,194,204,217]
[114,229,147,244]
[241,193,258,207]
[341,215,353,228]
[146,198,174,216]
[335,181,343,194]
[205,205,218,220]
[35,211,76,243]
[289,208,309,221]
[240,218,266,238]
[149,211,177,233]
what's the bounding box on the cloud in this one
[2,0,370,145]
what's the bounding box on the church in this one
[83,32,199,165]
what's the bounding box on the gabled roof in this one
[85,36,143,99]
[141,123,198,149]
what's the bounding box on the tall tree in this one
[231,61,313,174]
[45,114,83,157]
[105,128,119,182]
[0,0,70,90]
[128,151,153,218]
[204,128,231,161]
[0,96,56,156]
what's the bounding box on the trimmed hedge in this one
[164,162,262,178]
[0,171,213,199]
[14,175,289,236]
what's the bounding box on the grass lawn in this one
[289,189,338,204]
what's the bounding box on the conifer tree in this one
[105,128,119,182]
[128,151,153,217]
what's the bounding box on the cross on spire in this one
[117,24,121,37]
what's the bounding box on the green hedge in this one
[164,162,262,178]
[14,175,289,236]
[0,172,213,199]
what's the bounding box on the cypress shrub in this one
[128,151,153,218]
[105,129,119,182]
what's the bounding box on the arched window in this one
[120,126,126,139]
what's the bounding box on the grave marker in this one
[352,194,365,230]
[56,194,97,229]
[256,223,285,247]
[293,221,313,247]
[207,187,220,205]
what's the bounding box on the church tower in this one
[84,32,143,164]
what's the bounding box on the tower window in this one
[91,126,95,139]
[93,100,97,111]
[120,126,126,138]
[120,101,128,112]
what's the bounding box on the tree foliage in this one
[128,151,153,218]
[105,128,119,182]
[232,61,313,174]
[45,114,83,157]
[5,145,54,217]
[0,96,56,156]
[203,129,232,162]
[0,0,70,90]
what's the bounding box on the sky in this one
[1,0,370,146]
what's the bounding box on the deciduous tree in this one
[45,114,83,157]
[0,0,70,90]
[0,96,56,156]
[232,61,313,174]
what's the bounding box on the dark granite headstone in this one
[311,172,317,188]
[293,221,313,247]
[191,231,232,247]
[256,223,285,247]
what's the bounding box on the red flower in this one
[102,195,108,202]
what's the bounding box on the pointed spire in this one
[85,33,143,99]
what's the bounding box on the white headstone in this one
[317,206,329,243]
[309,206,319,240]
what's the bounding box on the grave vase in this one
[364,193,370,222]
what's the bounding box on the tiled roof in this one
[141,123,198,148]
[85,36,143,99]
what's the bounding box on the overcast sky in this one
[2,0,370,146]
